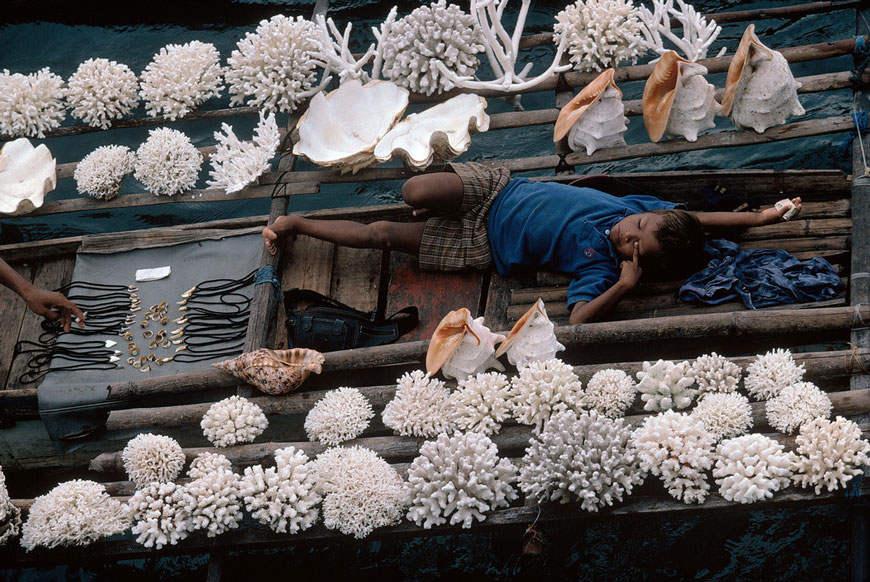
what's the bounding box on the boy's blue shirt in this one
[487,178,678,307]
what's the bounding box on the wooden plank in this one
[483,271,518,334]
[0,262,32,390]
[329,246,383,310]
[78,227,263,255]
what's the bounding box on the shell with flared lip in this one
[0,138,56,215]
[554,68,627,155]
[213,348,325,395]
[426,308,505,382]
[495,299,565,368]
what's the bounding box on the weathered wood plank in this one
[483,271,520,334]
[0,262,32,390]
[330,247,383,311]
[78,227,263,255]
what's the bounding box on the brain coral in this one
[134,127,203,196]
[121,432,186,488]
[744,348,805,400]
[581,368,636,418]
[765,381,832,434]
[713,433,792,503]
[382,370,455,437]
[510,358,584,433]
[74,145,136,200]
[201,395,268,447]
[691,392,753,441]
[690,352,741,394]
[554,0,645,73]
[139,41,224,120]
[791,416,870,494]
[305,387,374,446]
[0,67,65,138]
[451,371,513,436]
[66,58,139,128]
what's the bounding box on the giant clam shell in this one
[213,348,325,395]
[721,24,804,133]
[426,308,505,382]
[494,298,565,368]
[0,138,56,215]
[642,51,720,143]
[293,79,410,175]
[554,68,627,155]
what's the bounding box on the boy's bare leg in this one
[263,216,425,256]
[402,172,465,216]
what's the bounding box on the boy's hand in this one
[618,242,643,289]
[759,197,801,225]
[24,288,86,333]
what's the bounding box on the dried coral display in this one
[554,0,644,73]
[406,432,517,529]
[206,111,281,194]
[74,145,135,200]
[690,352,741,394]
[451,371,513,435]
[635,359,697,411]
[304,387,374,446]
[126,481,191,549]
[766,381,832,434]
[0,68,65,138]
[122,433,186,489]
[519,410,643,511]
[0,466,21,546]
[139,41,224,120]
[187,451,233,480]
[201,395,268,447]
[635,0,725,62]
[581,368,636,418]
[134,127,203,196]
[66,58,139,128]
[182,462,244,537]
[382,370,455,438]
[313,14,377,83]
[0,138,56,216]
[713,433,792,503]
[791,416,870,494]
[691,392,753,441]
[744,348,805,400]
[510,358,583,433]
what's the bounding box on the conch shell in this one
[642,51,720,143]
[494,299,565,368]
[213,348,325,395]
[0,138,56,215]
[554,68,627,155]
[426,308,505,382]
[721,24,804,133]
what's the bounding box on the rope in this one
[855,303,868,328]
[838,108,870,176]
[848,342,870,375]
[254,265,282,302]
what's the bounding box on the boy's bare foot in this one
[262,215,296,255]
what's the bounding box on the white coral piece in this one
[201,395,268,447]
[240,446,321,534]
[139,41,224,120]
[0,466,21,546]
[382,370,455,438]
[0,68,65,138]
[744,348,805,400]
[313,14,377,83]
[766,381,832,434]
[181,464,243,537]
[690,352,741,394]
[126,481,191,549]
[582,368,636,418]
[510,358,583,433]
[186,451,233,480]
[305,387,374,446]
[134,127,203,196]
[74,145,136,200]
[633,410,715,504]
[122,433,186,489]
[791,416,870,494]
[635,359,697,412]
[554,0,645,73]
[451,371,512,435]
[691,392,753,441]
[314,446,407,539]
[207,110,280,194]
[406,432,517,529]
[519,410,643,511]
[713,433,792,503]
[634,0,725,62]
[21,480,129,551]
[66,58,139,128]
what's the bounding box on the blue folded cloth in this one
[679,239,844,309]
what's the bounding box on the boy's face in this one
[609,212,663,262]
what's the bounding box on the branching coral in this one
[744,348,805,400]
[633,410,715,504]
[582,368,636,418]
[314,446,407,539]
[187,451,233,479]
[634,0,725,62]
[66,58,139,128]
[554,0,645,73]
[139,41,224,120]
[0,68,65,138]
[791,416,870,494]
[201,395,268,447]
[691,392,753,441]
[766,381,832,434]
[713,433,792,503]
[519,410,643,511]
[0,466,21,546]
[126,481,191,549]
[122,433,186,489]
[207,110,280,194]
[134,127,203,196]
[313,14,377,83]
[305,387,374,446]
[21,480,129,551]
[451,371,513,435]
[635,359,697,411]
[406,432,517,528]
[690,352,741,394]
[382,370,455,438]
[74,145,136,200]
[182,462,243,537]
[510,358,583,433]
[240,446,321,534]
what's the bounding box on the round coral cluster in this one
[744,348,805,400]
[791,416,870,494]
[766,381,832,434]
[121,433,186,488]
[690,352,741,394]
[691,392,753,441]
[305,387,374,445]
[74,145,136,200]
[66,58,139,128]
[182,454,244,538]
[582,368,636,418]
[139,41,224,120]
[510,358,583,433]
[382,370,455,437]
[713,433,792,503]
[554,0,645,73]
[451,371,513,435]
[0,466,21,546]
[134,127,203,196]
[635,359,697,412]
[201,395,268,447]
[126,481,191,549]
[0,67,66,138]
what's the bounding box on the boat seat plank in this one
[0,262,32,391]
[329,247,383,312]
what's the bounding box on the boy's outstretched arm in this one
[690,197,801,229]
[0,258,85,332]
[569,242,643,325]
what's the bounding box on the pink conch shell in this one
[642,51,690,143]
[554,68,621,142]
[495,298,565,368]
[426,308,479,376]
[213,348,325,395]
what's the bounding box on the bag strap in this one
[384,306,419,337]
[283,288,374,319]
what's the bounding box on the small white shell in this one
[0,138,56,215]
[495,299,565,368]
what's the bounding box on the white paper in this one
[135,266,171,282]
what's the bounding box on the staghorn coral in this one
[186,451,233,480]
[0,68,65,138]
[713,433,792,503]
[744,348,805,400]
[635,359,697,412]
[451,371,513,436]
[554,0,645,73]
[314,446,407,539]
[126,481,191,549]
[582,368,636,418]
[207,110,280,194]
[406,432,517,529]
[690,352,741,394]
[305,387,374,446]
[240,446,321,534]
[510,358,583,433]
[122,433,186,489]
[633,410,715,503]
[139,41,224,120]
[382,370,455,438]
[791,416,870,494]
[691,392,753,441]
[519,410,643,511]
[766,381,832,434]
[66,58,139,128]
[74,145,136,200]
[134,127,203,196]
[201,395,268,447]
[635,0,725,62]
[21,480,129,551]
[0,466,21,546]
[182,463,244,537]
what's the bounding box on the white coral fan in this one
[66,58,139,128]
[406,432,517,529]
[451,371,512,436]
[0,68,66,138]
[554,0,645,73]
[126,481,191,549]
[240,446,321,534]
[207,110,280,194]
[582,368,636,418]
[181,462,243,537]
[186,451,233,480]
[226,15,322,113]
[305,387,374,446]
[635,359,697,412]
[134,127,203,196]
[382,370,455,438]
[744,348,805,400]
[0,466,21,546]
[379,0,484,96]
[690,352,741,394]
[510,358,584,433]
[74,145,136,200]
[519,410,643,511]
[713,433,792,504]
[691,392,753,441]
[139,41,224,120]
[122,433,186,489]
[313,446,407,539]
[20,480,129,551]
[201,395,268,447]
[791,416,870,494]
[766,381,832,434]
[633,410,715,504]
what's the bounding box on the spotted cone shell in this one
[213,348,325,395]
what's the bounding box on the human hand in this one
[24,288,85,332]
[618,242,643,289]
[759,197,801,225]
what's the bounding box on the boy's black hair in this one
[647,208,706,278]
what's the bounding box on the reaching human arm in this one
[690,197,802,229]
[0,258,85,332]
[569,242,643,324]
